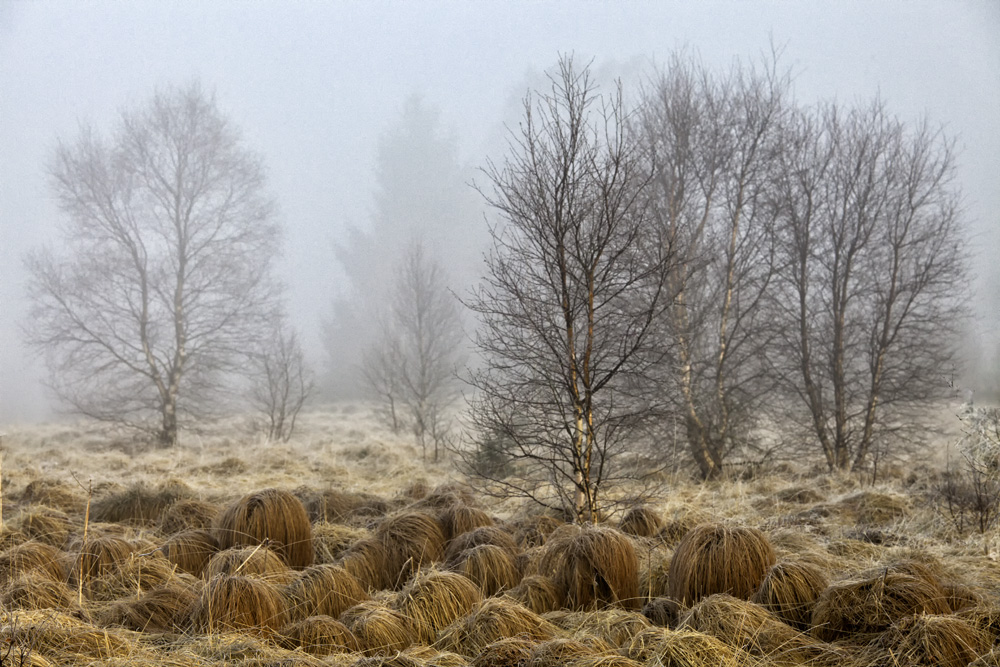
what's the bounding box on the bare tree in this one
[24,84,281,446]
[361,239,465,460]
[772,100,968,472]
[461,56,675,523]
[636,53,790,479]
[247,323,313,442]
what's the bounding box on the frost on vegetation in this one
[934,406,1000,544]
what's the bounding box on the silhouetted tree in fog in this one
[772,100,968,472]
[461,56,676,523]
[247,323,313,442]
[24,84,282,445]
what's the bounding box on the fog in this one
[1,1,998,424]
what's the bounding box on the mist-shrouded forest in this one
[1,4,1000,667]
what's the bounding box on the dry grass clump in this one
[10,508,72,548]
[445,526,519,564]
[2,572,79,611]
[280,615,359,656]
[619,506,664,538]
[214,488,314,568]
[300,487,390,524]
[469,636,535,667]
[655,514,703,547]
[528,637,614,666]
[349,654,424,667]
[158,498,220,534]
[86,550,179,601]
[641,597,682,629]
[836,489,909,526]
[96,578,200,632]
[395,568,483,643]
[870,613,990,667]
[0,609,138,663]
[679,593,818,661]
[435,597,561,657]
[203,545,295,585]
[544,608,651,647]
[623,626,742,666]
[667,523,775,605]
[637,542,671,602]
[68,535,134,590]
[561,657,643,667]
[811,572,952,641]
[340,600,420,656]
[750,560,829,630]
[774,485,825,504]
[90,480,190,525]
[284,563,369,621]
[943,581,984,613]
[160,529,219,576]
[401,645,472,666]
[544,526,639,610]
[0,541,68,584]
[339,538,393,592]
[440,505,494,543]
[313,522,371,563]
[510,514,565,549]
[375,511,446,588]
[451,544,522,597]
[508,575,562,615]
[20,479,85,513]
[187,574,288,636]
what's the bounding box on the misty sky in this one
[1,1,998,424]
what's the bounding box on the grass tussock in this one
[86,550,180,601]
[203,545,295,584]
[872,613,991,667]
[508,574,562,615]
[160,529,219,577]
[2,572,79,612]
[811,572,952,642]
[394,568,483,644]
[641,596,682,628]
[750,560,829,631]
[11,508,72,548]
[279,615,359,656]
[434,597,561,657]
[667,523,775,605]
[623,626,742,666]
[835,490,909,526]
[339,538,393,592]
[158,498,220,534]
[90,480,191,525]
[313,522,371,563]
[543,608,651,646]
[283,563,369,621]
[187,574,288,636]
[469,636,535,667]
[340,600,420,656]
[0,609,138,663]
[439,505,494,543]
[68,535,134,591]
[637,542,671,602]
[20,479,85,513]
[451,544,521,597]
[546,526,640,610]
[375,511,446,588]
[96,578,200,632]
[510,514,565,549]
[618,506,664,538]
[0,541,68,584]
[214,488,314,568]
[444,526,518,565]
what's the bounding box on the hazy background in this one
[1,1,998,424]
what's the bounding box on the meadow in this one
[0,401,997,667]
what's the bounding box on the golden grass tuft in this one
[20,479,85,513]
[469,636,535,667]
[835,490,909,526]
[0,541,68,584]
[440,505,494,543]
[508,574,562,615]
[214,487,314,568]
[402,645,473,666]
[340,599,420,656]
[623,626,742,666]
[641,596,682,629]
[313,522,371,564]
[375,511,446,588]
[636,542,671,602]
[544,526,640,610]
[0,609,138,663]
[679,593,820,661]
[543,608,651,647]
[528,637,615,667]
[434,597,561,657]
[86,549,180,601]
[280,615,359,656]
[619,506,664,538]
[871,613,991,667]
[349,654,424,667]
[204,545,295,585]
[444,526,519,565]
[395,568,483,643]
[300,487,390,524]
[96,578,200,632]
[158,498,220,534]
[339,537,393,592]
[10,508,72,548]
[68,535,134,591]
[510,514,565,549]
[283,563,369,621]
[90,480,191,525]
[160,529,219,576]
[1,572,78,611]
[667,523,775,605]
[750,560,829,631]
[187,573,288,636]
[451,544,521,597]
[811,572,952,642]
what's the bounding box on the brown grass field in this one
[0,400,997,666]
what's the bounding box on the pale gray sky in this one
[1,1,998,423]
